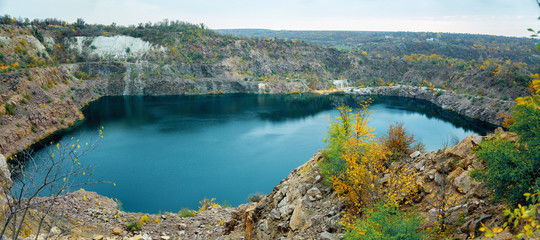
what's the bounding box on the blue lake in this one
[26,94,493,213]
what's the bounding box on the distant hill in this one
[216,29,540,68]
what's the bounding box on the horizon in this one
[1,0,539,38]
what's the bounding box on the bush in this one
[4,103,15,115]
[344,201,429,240]
[381,122,419,162]
[178,208,195,218]
[126,220,141,231]
[247,192,264,202]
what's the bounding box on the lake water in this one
[26,94,493,213]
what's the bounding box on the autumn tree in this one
[381,122,423,162]
[321,103,419,226]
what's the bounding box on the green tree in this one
[319,106,352,180]
[472,78,540,205]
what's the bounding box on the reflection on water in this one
[27,94,494,213]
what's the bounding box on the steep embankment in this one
[221,130,515,239]
[352,86,515,126]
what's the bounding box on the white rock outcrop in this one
[70,35,163,59]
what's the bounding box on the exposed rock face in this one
[353,86,514,126]
[223,152,345,240]
[221,132,515,239]
[70,36,164,60]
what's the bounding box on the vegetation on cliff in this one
[0,14,538,99]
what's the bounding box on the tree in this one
[472,73,540,205]
[381,122,423,162]
[322,102,419,225]
[320,106,353,180]
[0,129,103,239]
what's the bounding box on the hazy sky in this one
[1,0,539,37]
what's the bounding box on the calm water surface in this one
[29,94,493,213]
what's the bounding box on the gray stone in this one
[414,159,425,170]
[320,231,338,240]
[434,172,444,186]
[307,187,322,201]
[177,223,187,230]
[453,171,472,193]
[471,135,483,146]
[277,196,288,208]
[290,200,311,231]
[410,151,421,159]
[50,227,61,236]
[270,209,280,220]
[427,169,436,180]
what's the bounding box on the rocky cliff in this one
[352,86,515,126]
[220,130,515,239]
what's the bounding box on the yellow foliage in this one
[328,102,419,225]
[516,74,540,110]
[198,198,219,212]
[480,192,539,239]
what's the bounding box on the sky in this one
[0,0,539,37]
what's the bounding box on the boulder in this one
[445,135,475,158]
[447,167,465,183]
[414,159,425,171]
[49,227,61,236]
[453,171,472,194]
[270,208,280,220]
[471,134,483,146]
[307,187,323,201]
[320,231,339,240]
[434,172,444,186]
[112,228,123,235]
[289,200,311,231]
[410,151,421,159]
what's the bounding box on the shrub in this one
[140,215,150,224]
[344,201,429,240]
[479,192,539,239]
[4,103,15,115]
[178,208,195,218]
[126,220,141,231]
[381,122,418,162]
[247,192,264,202]
[198,198,219,212]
